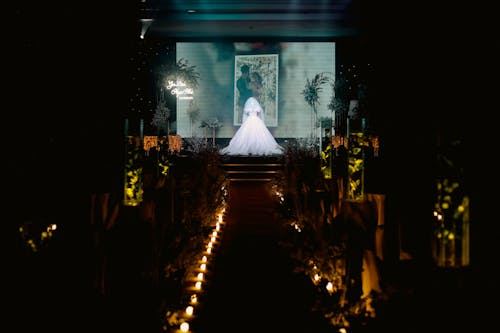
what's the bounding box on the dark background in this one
[6,1,491,330]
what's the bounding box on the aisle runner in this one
[191,181,330,333]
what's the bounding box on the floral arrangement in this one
[151,100,171,135]
[158,146,229,332]
[200,118,223,146]
[271,141,379,330]
[143,135,159,153]
[168,135,183,153]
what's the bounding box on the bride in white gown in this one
[220,97,284,156]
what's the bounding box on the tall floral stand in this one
[346,116,365,202]
[432,136,470,269]
[433,177,470,268]
[123,119,144,207]
[345,115,382,316]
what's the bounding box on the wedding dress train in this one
[220,97,283,156]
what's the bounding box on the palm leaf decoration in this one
[156,57,201,91]
[174,58,200,90]
[302,72,330,113]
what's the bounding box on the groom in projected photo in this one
[236,64,253,124]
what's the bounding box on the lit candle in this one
[185,306,194,316]
[180,322,189,332]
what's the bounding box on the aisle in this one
[191,180,331,332]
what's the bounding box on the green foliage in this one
[433,137,470,267]
[151,101,171,134]
[347,133,364,201]
[434,178,470,255]
[328,74,349,115]
[157,136,171,176]
[159,148,228,331]
[302,72,331,113]
[272,142,380,330]
[157,57,201,91]
[174,58,201,90]
[321,144,333,179]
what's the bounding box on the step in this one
[221,156,284,181]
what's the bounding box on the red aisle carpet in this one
[190,180,332,332]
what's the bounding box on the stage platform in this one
[220,155,284,182]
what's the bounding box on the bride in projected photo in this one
[220,97,283,156]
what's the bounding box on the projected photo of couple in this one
[220,54,282,156]
[234,54,278,127]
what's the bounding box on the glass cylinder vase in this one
[432,177,470,268]
[123,135,144,207]
[346,116,366,202]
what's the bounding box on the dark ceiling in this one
[138,0,361,39]
[8,1,471,134]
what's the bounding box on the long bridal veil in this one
[220,97,283,156]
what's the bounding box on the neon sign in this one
[166,80,193,100]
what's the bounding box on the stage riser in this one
[221,156,284,181]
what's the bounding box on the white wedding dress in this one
[220,97,284,156]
